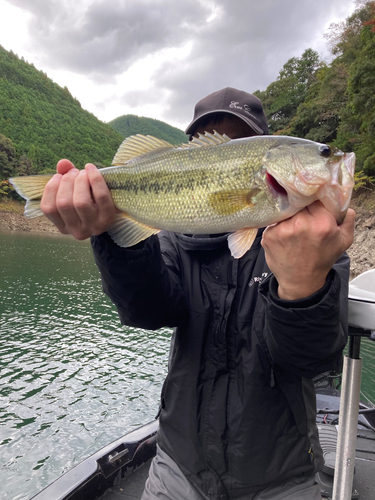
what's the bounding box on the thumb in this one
[339,208,355,248]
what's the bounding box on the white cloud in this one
[0,0,357,130]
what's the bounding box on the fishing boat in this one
[31,269,375,500]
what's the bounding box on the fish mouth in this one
[265,172,288,198]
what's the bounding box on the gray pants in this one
[141,445,322,500]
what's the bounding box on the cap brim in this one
[185,109,265,136]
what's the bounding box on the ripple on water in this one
[0,232,170,500]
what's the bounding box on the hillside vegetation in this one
[109,114,188,145]
[0,45,123,175]
[254,0,375,178]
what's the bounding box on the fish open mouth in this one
[265,172,288,197]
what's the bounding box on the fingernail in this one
[85,164,96,172]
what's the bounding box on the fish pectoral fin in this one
[228,228,258,259]
[209,189,259,215]
[112,135,174,165]
[108,213,160,248]
[9,175,53,218]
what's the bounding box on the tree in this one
[335,2,375,174]
[254,49,320,134]
[0,134,17,180]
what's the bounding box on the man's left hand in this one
[261,201,355,300]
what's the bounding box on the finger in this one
[85,164,118,216]
[55,168,82,230]
[56,159,77,175]
[339,208,355,247]
[305,201,336,223]
[73,170,98,225]
[41,174,69,233]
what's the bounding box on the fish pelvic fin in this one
[209,189,260,216]
[9,175,53,218]
[108,213,160,248]
[112,131,231,165]
[228,228,258,259]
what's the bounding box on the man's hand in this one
[261,201,355,300]
[41,159,119,240]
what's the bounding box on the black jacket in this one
[91,229,349,499]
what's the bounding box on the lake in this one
[0,230,374,500]
[0,230,171,500]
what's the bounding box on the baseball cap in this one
[185,87,269,136]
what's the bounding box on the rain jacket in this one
[91,229,349,500]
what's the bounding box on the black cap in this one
[185,87,269,136]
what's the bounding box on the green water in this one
[0,230,374,500]
[0,231,171,500]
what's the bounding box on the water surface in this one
[0,230,374,500]
[0,231,170,500]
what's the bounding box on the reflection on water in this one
[0,231,170,500]
[0,231,375,500]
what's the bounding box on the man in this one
[41,88,355,499]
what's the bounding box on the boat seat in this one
[348,269,375,331]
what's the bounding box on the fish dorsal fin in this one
[181,130,231,148]
[112,130,232,165]
[108,213,160,247]
[112,135,174,165]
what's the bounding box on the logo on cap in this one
[229,101,252,114]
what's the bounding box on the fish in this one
[9,132,355,259]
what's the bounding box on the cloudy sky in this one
[0,0,356,131]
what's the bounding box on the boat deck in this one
[100,461,151,500]
[99,431,375,500]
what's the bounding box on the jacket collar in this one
[175,228,265,252]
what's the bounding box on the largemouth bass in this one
[10,132,355,258]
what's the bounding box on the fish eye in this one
[319,145,331,158]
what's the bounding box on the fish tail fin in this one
[9,175,53,218]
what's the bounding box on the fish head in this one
[262,137,355,222]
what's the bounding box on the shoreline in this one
[1,195,375,280]
[0,210,61,234]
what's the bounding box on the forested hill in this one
[109,115,188,145]
[0,45,124,177]
[0,45,186,190]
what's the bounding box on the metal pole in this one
[332,343,362,500]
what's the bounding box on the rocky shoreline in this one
[1,194,374,280]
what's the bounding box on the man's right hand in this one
[41,159,119,240]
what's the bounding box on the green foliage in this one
[0,134,17,180]
[354,170,375,190]
[254,49,320,134]
[334,5,375,175]
[109,114,188,145]
[0,45,124,179]
[289,61,350,143]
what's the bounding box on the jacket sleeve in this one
[91,232,188,330]
[259,252,350,378]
